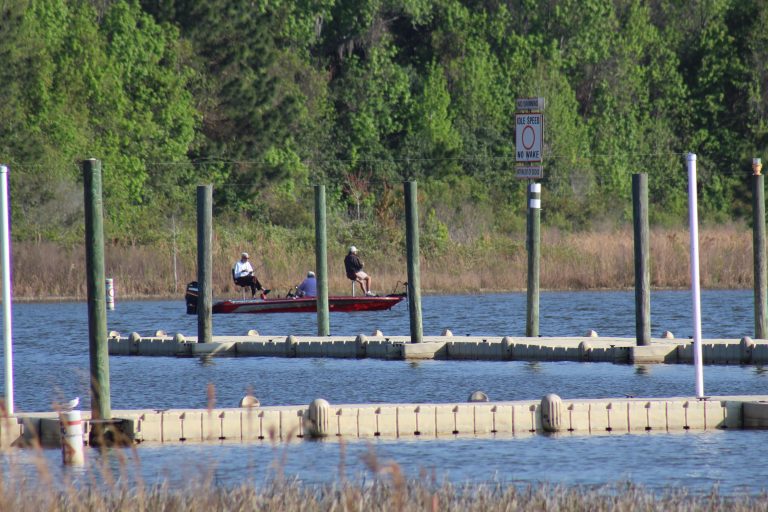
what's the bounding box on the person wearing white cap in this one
[344,246,375,296]
[296,270,317,297]
[233,252,269,299]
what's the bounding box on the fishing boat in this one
[184,282,406,314]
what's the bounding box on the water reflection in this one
[635,365,650,376]
[754,365,768,376]
[197,355,216,367]
[525,361,542,373]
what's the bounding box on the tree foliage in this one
[2,0,766,244]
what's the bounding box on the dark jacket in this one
[344,253,363,279]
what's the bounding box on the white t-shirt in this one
[234,260,254,278]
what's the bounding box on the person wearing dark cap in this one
[233,252,269,299]
[344,246,375,296]
[296,271,317,297]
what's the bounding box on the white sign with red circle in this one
[515,113,543,162]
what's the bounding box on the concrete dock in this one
[7,394,768,448]
[108,331,768,364]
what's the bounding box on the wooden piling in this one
[753,159,767,339]
[405,181,423,343]
[315,185,330,336]
[196,185,213,344]
[633,174,651,346]
[83,159,111,421]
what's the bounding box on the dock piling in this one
[314,185,330,336]
[752,158,766,339]
[60,407,85,465]
[83,158,111,423]
[404,181,423,343]
[196,185,213,344]
[526,183,541,337]
[632,174,651,346]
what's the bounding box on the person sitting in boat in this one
[233,252,269,299]
[295,271,317,298]
[344,246,375,296]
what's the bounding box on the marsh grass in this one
[0,439,766,511]
[14,225,753,300]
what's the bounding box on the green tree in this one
[96,1,198,233]
[402,61,462,180]
[0,1,197,240]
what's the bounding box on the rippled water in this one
[6,429,765,495]
[2,290,768,493]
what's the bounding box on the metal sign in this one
[515,113,543,163]
[515,166,544,179]
[515,97,544,179]
[516,97,545,111]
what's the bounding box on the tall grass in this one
[13,225,753,300]
[1,445,765,511]
[3,480,766,512]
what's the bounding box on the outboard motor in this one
[185,282,199,315]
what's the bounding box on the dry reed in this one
[12,226,753,300]
[0,455,764,511]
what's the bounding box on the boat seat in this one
[233,268,248,299]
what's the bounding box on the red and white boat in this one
[184,282,406,314]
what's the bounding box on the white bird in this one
[66,397,80,410]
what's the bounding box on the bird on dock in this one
[65,397,80,410]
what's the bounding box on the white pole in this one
[0,166,13,415]
[60,406,85,465]
[105,278,115,310]
[686,153,705,398]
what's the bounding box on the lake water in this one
[2,289,768,494]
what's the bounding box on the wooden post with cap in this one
[753,158,767,339]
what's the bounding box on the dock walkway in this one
[9,394,768,447]
[109,332,768,365]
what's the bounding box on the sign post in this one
[516,98,544,337]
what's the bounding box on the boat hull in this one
[211,295,405,314]
[185,282,405,314]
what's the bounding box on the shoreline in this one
[10,285,748,303]
[9,225,756,299]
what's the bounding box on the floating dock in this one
[8,394,768,447]
[9,331,750,449]
[108,332,768,365]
